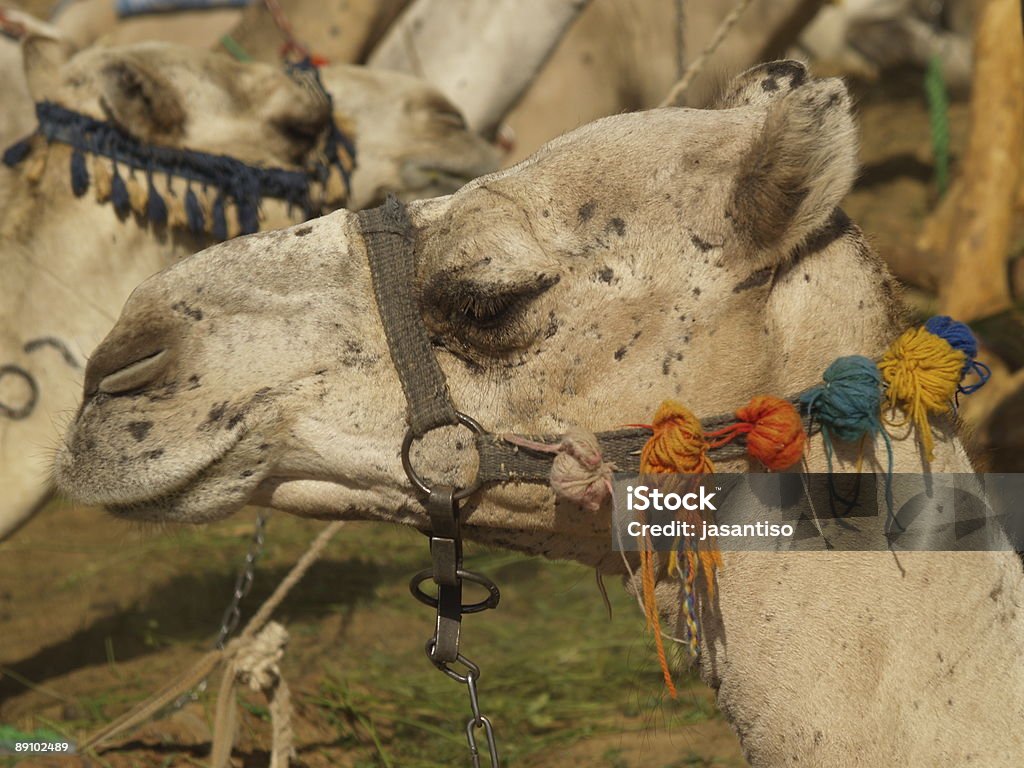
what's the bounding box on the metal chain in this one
[463,669,499,767]
[215,509,269,649]
[167,510,269,710]
[424,645,499,767]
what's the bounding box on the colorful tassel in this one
[640,400,714,475]
[147,176,167,225]
[501,429,615,512]
[923,315,990,394]
[185,187,205,234]
[70,149,89,197]
[2,137,32,167]
[706,395,805,470]
[879,326,963,461]
[110,166,130,217]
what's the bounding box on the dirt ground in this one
[0,55,1018,768]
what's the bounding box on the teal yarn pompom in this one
[800,355,897,529]
[800,356,885,442]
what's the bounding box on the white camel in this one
[0,37,497,540]
[55,62,1024,766]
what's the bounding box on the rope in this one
[220,33,253,62]
[79,521,346,759]
[659,0,755,108]
[925,55,950,196]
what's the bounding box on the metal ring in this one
[409,568,501,614]
[401,411,486,501]
[425,640,481,683]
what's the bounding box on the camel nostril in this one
[93,349,169,395]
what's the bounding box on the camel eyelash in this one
[426,273,559,355]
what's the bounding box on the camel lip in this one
[68,426,254,517]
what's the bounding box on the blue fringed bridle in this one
[2,60,355,240]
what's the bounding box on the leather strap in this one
[357,195,459,437]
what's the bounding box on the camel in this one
[55,62,1024,765]
[0,38,497,540]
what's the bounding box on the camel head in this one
[56,62,903,565]
[14,38,497,210]
[0,39,498,541]
[19,37,333,171]
[319,64,500,208]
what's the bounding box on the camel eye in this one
[453,293,520,330]
[426,273,559,358]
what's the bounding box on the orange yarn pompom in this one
[707,395,806,470]
[640,400,714,475]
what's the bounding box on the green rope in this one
[925,55,950,196]
[220,33,252,62]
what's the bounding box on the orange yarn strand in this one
[640,546,677,698]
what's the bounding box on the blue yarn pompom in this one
[924,315,990,394]
[110,168,129,216]
[2,137,32,168]
[70,149,89,197]
[185,188,205,234]
[925,315,977,360]
[211,193,228,241]
[147,178,167,225]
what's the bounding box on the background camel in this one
[0,37,497,540]
[55,62,1024,766]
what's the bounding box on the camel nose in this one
[83,323,174,398]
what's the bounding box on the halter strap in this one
[357,195,460,437]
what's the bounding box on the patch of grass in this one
[296,527,718,766]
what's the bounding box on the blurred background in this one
[1,0,1021,765]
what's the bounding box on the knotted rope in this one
[500,428,615,512]
[80,520,345,766]
[211,622,293,768]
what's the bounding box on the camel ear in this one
[728,78,857,263]
[98,58,186,144]
[713,60,808,109]
[23,34,74,102]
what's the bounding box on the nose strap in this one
[357,195,460,437]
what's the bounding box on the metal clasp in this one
[401,412,501,765]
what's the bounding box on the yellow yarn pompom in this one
[640,400,714,475]
[878,326,965,461]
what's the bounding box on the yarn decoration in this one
[639,400,714,475]
[800,355,895,522]
[1,81,356,242]
[878,325,964,461]
[705,395,805,470]
[500,428,615,512]
[800,355,889,463]
[634,400,722,694]
[923,315,991,395]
